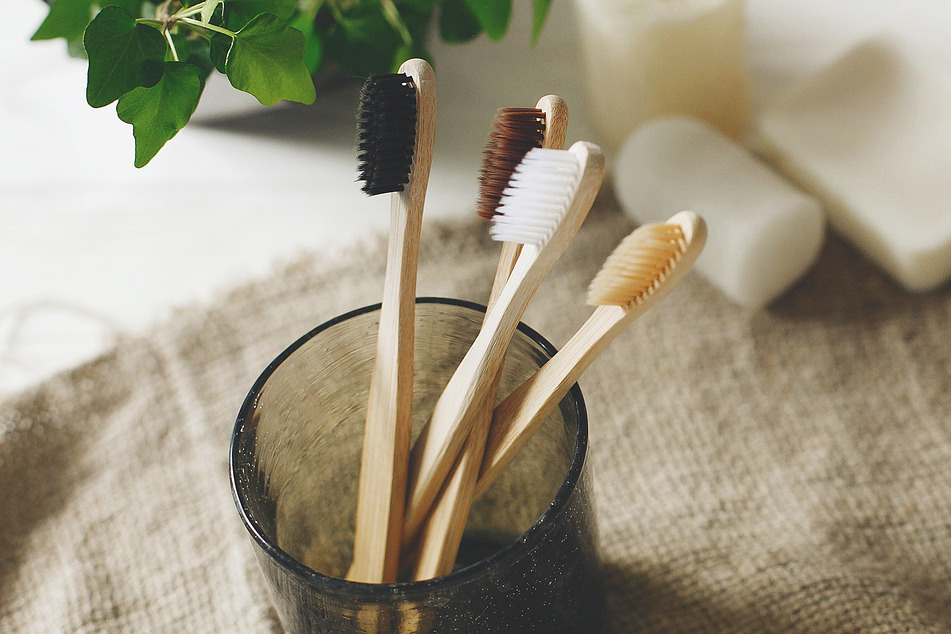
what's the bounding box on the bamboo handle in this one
[401,242,542,544]
[476,211,707,497]
[404,97,571,578]
[537,95,569,151]
[348,58,436,584]
[475,305,629,497]
[402,241,520,577]
[402,142,605,553]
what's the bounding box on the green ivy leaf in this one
[116,62,203,167]
[201,0,222,26]
[185,41,216,86]
[32,0,142,60]
[31,0,555,167]
[226,13,316,105]
[224,0,296,30]
[84,6,167,107]
[531,0,552,47]
[322,0,435,77]
[438,0,480,43]
[323,6,400,76]
[209,31,232,74]
[290,12,324,75]
[32,0,97,42]
[462,0,510,42]
[32,0,141,41]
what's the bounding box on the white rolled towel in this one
[614,115,825,308]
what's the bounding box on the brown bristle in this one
[477,108,546,220]
[587,224,687,307]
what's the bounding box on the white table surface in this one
[2,0,949,397]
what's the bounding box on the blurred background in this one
[2,0,949,397]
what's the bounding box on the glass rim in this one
[229,296,589,598]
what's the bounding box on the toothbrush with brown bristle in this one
[476,96,570,316]
[404,96,569,579]
[401,141,605,570]
[348,58,436,584]
[474,211,707,497]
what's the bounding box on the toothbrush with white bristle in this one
[474,211,707,497]
[401,141,605,556]
[403,97,569,579]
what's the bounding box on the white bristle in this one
[489,148,582,247]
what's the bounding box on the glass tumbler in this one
[230,298,601,633]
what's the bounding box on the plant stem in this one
[173,2,207,20]
[380,0,413,49]
[136,18,166,29]
[164,28,179,61]
[177,16,235,37]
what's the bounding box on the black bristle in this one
[356,73,418,196]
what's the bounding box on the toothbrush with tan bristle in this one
[348,58,436,584]
[474,211,707,497]
[404,96,569,579]
[401,140,605,567]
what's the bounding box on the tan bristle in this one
[587,223,687,307]
[477,108,546,220]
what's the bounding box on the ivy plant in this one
[32,0,553,167]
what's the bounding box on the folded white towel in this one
[755,35,951,292]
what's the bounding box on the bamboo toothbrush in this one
[348,58,436,584]
[402,140,605,554]
[474,211,707,497]
[404,97,569,579]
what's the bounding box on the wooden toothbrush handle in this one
[348,194,421,583]
[404,141,605,548]
[402,243,544,543]
[406,95,567,578]
[403,242,521,578]
[538,95,568,150]
[476,210,706,497]
[348,58,436,584]
[475,304,630,498]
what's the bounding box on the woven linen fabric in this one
[3,196,951,632]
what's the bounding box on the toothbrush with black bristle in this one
[401,140,605,577]
[348,58,435,584]
[403,96,569,579]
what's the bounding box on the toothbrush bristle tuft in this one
[488,148,581,247]
[356,73,418,196]
[477,108,546,220]
[587,223,687,307]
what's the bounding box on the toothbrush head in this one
[477,108,546,220]
[587,211,706,308]
[356,73,418,196]
[488,147,583,248]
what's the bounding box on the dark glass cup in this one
[230,298,601,633]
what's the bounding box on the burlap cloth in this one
[3,195,951,632]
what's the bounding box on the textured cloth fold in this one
[2,197,951,632]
